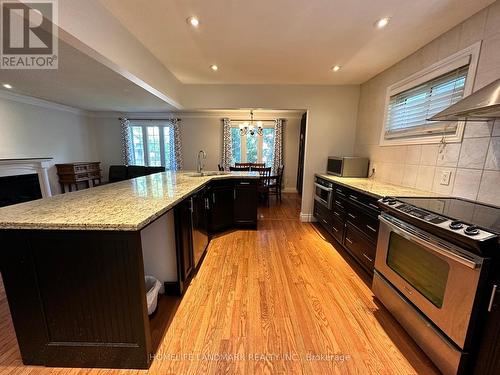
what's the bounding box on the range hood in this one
[429,78,500,121]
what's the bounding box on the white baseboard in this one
[300,212,316,222]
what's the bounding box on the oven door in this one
[375,213,485,349]
[314,183,333,209]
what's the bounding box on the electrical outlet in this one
[440,170,452,186]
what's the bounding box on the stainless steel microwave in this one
[327,156,369,177]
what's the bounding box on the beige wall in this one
[0,96,97,194]
[181,85,360,217]
[354,1,500,206]
[180,112,301,191]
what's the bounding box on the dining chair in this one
[229,166,250,171]
[268,165,284,203]
[255,167,272,206]
[218,164,224,171]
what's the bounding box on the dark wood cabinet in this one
[234,180,258,228]
[208,181,234,233]
[314,176,380,276]
[174,199,194,288]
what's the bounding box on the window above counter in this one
[379,42,481,146]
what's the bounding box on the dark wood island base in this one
[0,173,259,369]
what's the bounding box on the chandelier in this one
[239,110,263,136]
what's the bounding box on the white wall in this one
[90,116,123,182]
[180,85,360,217]
[0,95,97,194]
[354,1,500,206]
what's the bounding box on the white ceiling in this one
[0,39,177,112]
[100,0,493,85]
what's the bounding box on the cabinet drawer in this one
[333,185,348,200]
[346,190,380,215]
[329,215,345,243]
[333,196,347,212]
[345,203,379,243]
[314,201,329,225]
[344,224,376,272]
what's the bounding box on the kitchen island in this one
[0,171,259,369]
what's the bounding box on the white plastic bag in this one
[145,276,162,315]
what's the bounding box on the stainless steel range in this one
[373,197,500,375]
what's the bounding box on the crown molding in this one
[0,89,90,116]
[88,109,304,120]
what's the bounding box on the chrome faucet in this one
[197,150,207,173]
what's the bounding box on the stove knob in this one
[388,200,397,205]
[464,226,480,236]
[449,221,464,230]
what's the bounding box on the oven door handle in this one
[314,183,333,191]
[379,215,481,270]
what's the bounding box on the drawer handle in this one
[335,200,343,206]
[362,253,373,262]
[368,203,379,209]
[349,195,358,200]
[366,225,377,232]
[332,226,339,232]
[336,189,345,196]
[345,237,353,244]
[322,219,328,224]
[334,211,341,217]
[348,213,356,219]
[239,182,250,185]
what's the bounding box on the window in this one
[380,42,481,145]
[230,126,276,166]
[128,121,178,169]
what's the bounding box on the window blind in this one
[384,65,469,139]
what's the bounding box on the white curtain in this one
[170,118,183,170]
[120,118,132,165]
[273,119,284,173]
[222,118,232,170]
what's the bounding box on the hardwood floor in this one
[0,193,438,374]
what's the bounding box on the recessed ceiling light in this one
[187,16,199,27]
[375,17,390,29]
[331,65,341,72]
[210,64,218,71]
[2,83,12,89]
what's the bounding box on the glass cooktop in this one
[398,197,500,235]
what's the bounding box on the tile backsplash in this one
[354,1,500,207]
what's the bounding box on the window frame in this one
[128,122,174,168]
[230,123,275,164]
[379,42,481,146]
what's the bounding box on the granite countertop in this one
[315,174,437,199]
[0,171,260,231]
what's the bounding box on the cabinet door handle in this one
[362,253,373,262]
[205,197,210,210]
[239,181,250,185]
[366,224,377,232]
[345,237,353,244]
[212,193,215,204]
[189,198,194,212]
[348,213,356,219]
[488,284,498,312]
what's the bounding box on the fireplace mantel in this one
[0,158,53,197]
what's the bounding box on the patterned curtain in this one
[120,118,132,165]
[170,118,183,171]
[273,119,284,174]
[222,118,233,170]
